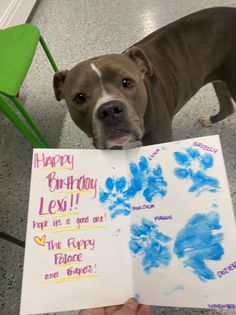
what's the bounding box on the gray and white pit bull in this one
[54,7,236,149]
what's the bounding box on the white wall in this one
[0,0,37,29]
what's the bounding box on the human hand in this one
[79,298,150,315]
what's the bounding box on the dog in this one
[53,7,236,149]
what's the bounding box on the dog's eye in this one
[74,93,86,104]
[122,78,131,88]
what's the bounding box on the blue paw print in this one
[129,218,172,273]
[99,176,131,219]
[173,147,219,195]
[174,211,224,282]
[127,156,168,202]
[99,156,168,218]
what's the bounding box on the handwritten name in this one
[38,193,80,215]
[208,304,236,310]
[154,215,173,221]
[133,204,154,211]
[66,265,94,276]
[34,153,74,170]
[46,171,98,198]
[148,148,160,161]
[193,141,218,154]
[217,261,236,278]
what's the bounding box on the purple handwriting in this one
[53,218,63,227]
[54,252,83,265]
[92,214,106,223]
[193,141,218,154]
[46,240,62,250]
[46,171,97,198]
[33,214,107,231]
[148,148,160,161]
[154,215,173,221]
[33,220,48,230]
[34,153,74,170]
[208,304,236,310]
[133,204,154,211]
[67,238,95,250]
[38,194,80,215]
[45,238,95,251]
[75,215,107,227]
[66,264,95,276]
[45,272,59,280]
[76,216,89,227]
[217,261,236,278]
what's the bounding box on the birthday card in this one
[20,135,236,314]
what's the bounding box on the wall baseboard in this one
[0,0,37,29]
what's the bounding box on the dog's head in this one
[53,47,153,149]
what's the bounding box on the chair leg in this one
[10,96,51,148]
[39,35,58,72]
[0,95,44,148]
[0,231,25,248]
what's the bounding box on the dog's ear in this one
[125,47,153,77]
[53,70,68,101]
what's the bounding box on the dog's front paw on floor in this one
[199,116,213,127]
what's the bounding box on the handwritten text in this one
[34,153,74,170]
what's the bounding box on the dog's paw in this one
[199,116,212,127]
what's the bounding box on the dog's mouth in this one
[106,128,132,148]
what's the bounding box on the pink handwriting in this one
[38,194,79,215]
[34,152,74,170]
[54,252,83,265]
[46,171,98,198]
[193,141,218,154]
[217,261,236,278]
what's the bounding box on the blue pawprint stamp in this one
[173,147,219,195]
[99,156,167,218]
[99,176,131,219]
[174,211,224,282]
[129,218,172,273]
[127,156,168,202]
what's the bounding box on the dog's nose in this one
[97,101,125,124]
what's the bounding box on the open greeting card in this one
[20,135,236,314]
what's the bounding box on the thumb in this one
[116,298,139,315]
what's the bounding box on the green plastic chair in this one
[0,24,58,148]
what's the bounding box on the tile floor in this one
[0,0,236,314]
